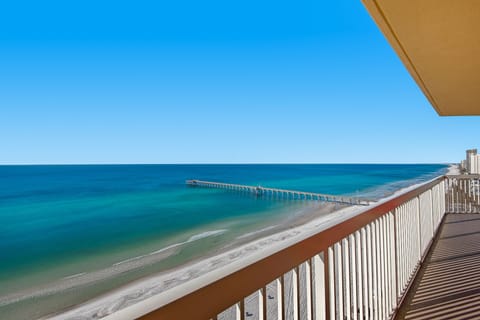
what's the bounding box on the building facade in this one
[465,149,480,174]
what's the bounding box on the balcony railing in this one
[445,174,480,213]
[105,175,479,320]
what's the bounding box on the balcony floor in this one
[397,213,480,320]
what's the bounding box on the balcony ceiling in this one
[362,0,480,116]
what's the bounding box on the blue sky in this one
[0,0,476,164]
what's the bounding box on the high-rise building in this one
[466,149,477,173]
[465,149,479,174]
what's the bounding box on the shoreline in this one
[46,202,348,319]
[48,164,458,319]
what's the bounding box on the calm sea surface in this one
[0,164,447,318]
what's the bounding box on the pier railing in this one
[186,179,370,206]
[107,175,452,320]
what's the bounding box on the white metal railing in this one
[106,177,447,320]
[445,175,480,213]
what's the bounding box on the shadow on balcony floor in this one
[397,213,480,320]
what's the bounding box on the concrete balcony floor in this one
[397,214,480,320]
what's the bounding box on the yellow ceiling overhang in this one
[362,0,480,116]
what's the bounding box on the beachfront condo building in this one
[461,149,480,174]
[465,149,480,174]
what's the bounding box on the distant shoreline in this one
[49,164,457,319]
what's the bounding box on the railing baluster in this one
[366,225,373,320]
[261,287,267,320]
[355,231,363,320]
[284,269,299,320]
[404,203,409,290]
[406,202,411,287]
[453,178,455,212]
[394,207,401,298]
[244,291,258,320]
[389,211,396,314]
[396,205,403,295]
[414,197,421,271]
[311,253,326,320]
[298,262,312,320]
[334,242,343,320]
[385,212,393,317]
[456,178,459,212]
[360,228,368,320]
[385,215,391,316]
[349,234,357,320]
[281,275,286,320]
[328,247,335,320]
[309,259,315,320]
[296,266,301,320]
[398,204,404,296]
[379,216,386,319]
[343,238,351,320]
[385,214,391,316]
[373,221,380,320]
[404,203,409,289]
[378,219,384,320]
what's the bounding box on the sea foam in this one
[187,229,227,242]
[113,229,228,266]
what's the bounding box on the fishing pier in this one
[186,179,370,205]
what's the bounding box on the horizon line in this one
[0,162,456,166]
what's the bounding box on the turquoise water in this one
[0,164,448,318]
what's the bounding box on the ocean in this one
[0,164,448,319]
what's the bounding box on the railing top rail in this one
[107,175,446,320]
[446,174,480,178]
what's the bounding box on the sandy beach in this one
[46,202,351,319]
[44,164,458,319]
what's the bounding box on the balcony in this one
[104,174,480,320]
